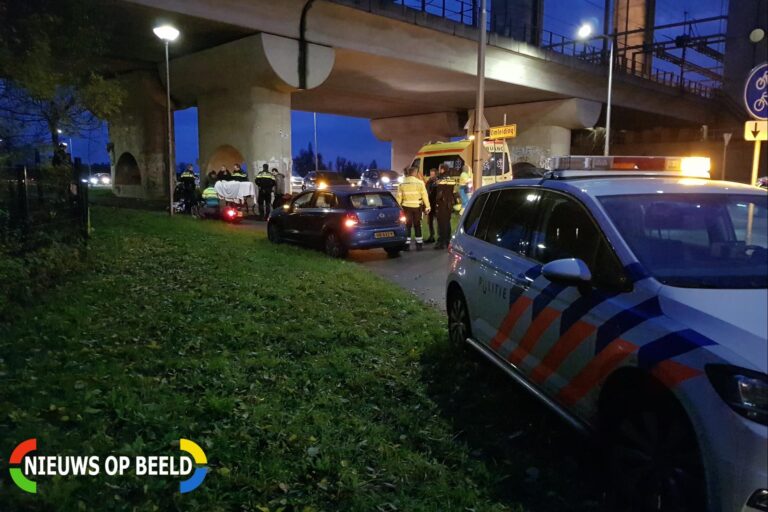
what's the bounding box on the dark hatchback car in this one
[267,187,408,258]
[302,171,348,191]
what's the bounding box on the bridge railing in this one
[340,1,720,99]
[540,29,718,99]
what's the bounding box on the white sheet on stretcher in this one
[214,181,255,203]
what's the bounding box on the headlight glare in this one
[706,365,768,425]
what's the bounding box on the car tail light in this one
[399,212,407,224]
[224,207,238,220]
[344,213,359,228]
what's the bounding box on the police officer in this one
[424,168,439,243]
[217,165,231,181]
[255,164,276,218]
[396,166,430,251]
[231,164,247,182]
[434,163,455,250]
[178,164,197,214]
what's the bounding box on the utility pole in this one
[472,0,487,193]
[313,112,319,172]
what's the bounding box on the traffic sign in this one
[488,124,517,139]
[744,120,768,141]
[744,62,768,120]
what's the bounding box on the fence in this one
[0,166,89,253]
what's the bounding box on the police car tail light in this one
[398,212,406,224]
[344,214,359,229]
[706,365,768,425]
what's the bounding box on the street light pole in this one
[577,23,614,156]
[313,112,319,173]
[163,40,173,215]
[472,0,487,193]
[604,35,614,156]
[153,25,180,216]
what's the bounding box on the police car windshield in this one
[600,193,768,289]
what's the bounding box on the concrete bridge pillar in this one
[171,33,334,192]
[197,86,291,183]
[371,112,464,172]
[474,99,602,166]
[108,71,170,199]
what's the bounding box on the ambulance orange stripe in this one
[530,320,596,384]
[489,296,533,350]
[650,359,701,388]
[557,338,637,406]
[507,307,560,366]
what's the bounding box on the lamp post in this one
[577,23,614,156]
[472,0,487,193]
[153,24,180,215]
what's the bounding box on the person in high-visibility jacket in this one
[254,164,277,218]
[458,164,472,215]
[179,164,197,213]
[395,166,431,251]
[231,164,247,182]
[200,185,220,219]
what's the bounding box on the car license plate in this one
[375,231,395,239]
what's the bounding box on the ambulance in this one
[410,138,540,187]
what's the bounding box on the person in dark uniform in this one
[254,164,276,218]
[217,165,231,181]
[231,164,247,182]
[178,164,197,214]
[434,164,455,250]
[424,168,438,244]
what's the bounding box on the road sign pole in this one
[721,132,732,181]
[472,0,487,193]
[747,140,762,244]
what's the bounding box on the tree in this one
[0,0,125,153]
[292,143,330,176]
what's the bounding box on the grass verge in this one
[0,207,601,511]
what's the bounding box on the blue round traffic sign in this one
[744,62,768,120]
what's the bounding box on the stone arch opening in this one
[115,152,141,185]
[206,145,246,174]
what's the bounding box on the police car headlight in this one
[397,176,404,183]
[706,365,768,425]
[381,176,390,184]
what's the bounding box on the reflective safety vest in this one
[396,176,430,209]
[459,169,472,187]
[231,171,247,180]
[255,171,276,188]
[202,187,219,205]
[180,170,195,180]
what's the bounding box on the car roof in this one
[481,176,767,197]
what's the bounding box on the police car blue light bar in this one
[546,156,711,178]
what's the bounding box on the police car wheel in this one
[324,232,347,259]
[447,288,471,347]
[604,393,705,512]
[267,223,282,244]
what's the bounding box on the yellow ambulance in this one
[409,138,516,187]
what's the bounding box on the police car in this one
[446,156,768,512]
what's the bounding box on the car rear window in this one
[349,193,398,209]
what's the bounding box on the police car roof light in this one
[546,156,710,178]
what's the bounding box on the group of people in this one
[396,163,469,251]
[178,163,286,218]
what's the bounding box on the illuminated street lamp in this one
[153,24,180,215]
[577,22,613,156]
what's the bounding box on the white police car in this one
[446,156,767,512]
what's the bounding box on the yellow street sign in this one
[489,124,517,139]
[744,120,768,141]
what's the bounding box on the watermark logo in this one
[179,438,207,494]
[7,438,208,494]
[9,438,38,493]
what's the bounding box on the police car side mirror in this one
[541,258,592,285]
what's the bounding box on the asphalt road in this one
[242,219,449,310]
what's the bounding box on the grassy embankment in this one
[0,207,600,511]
